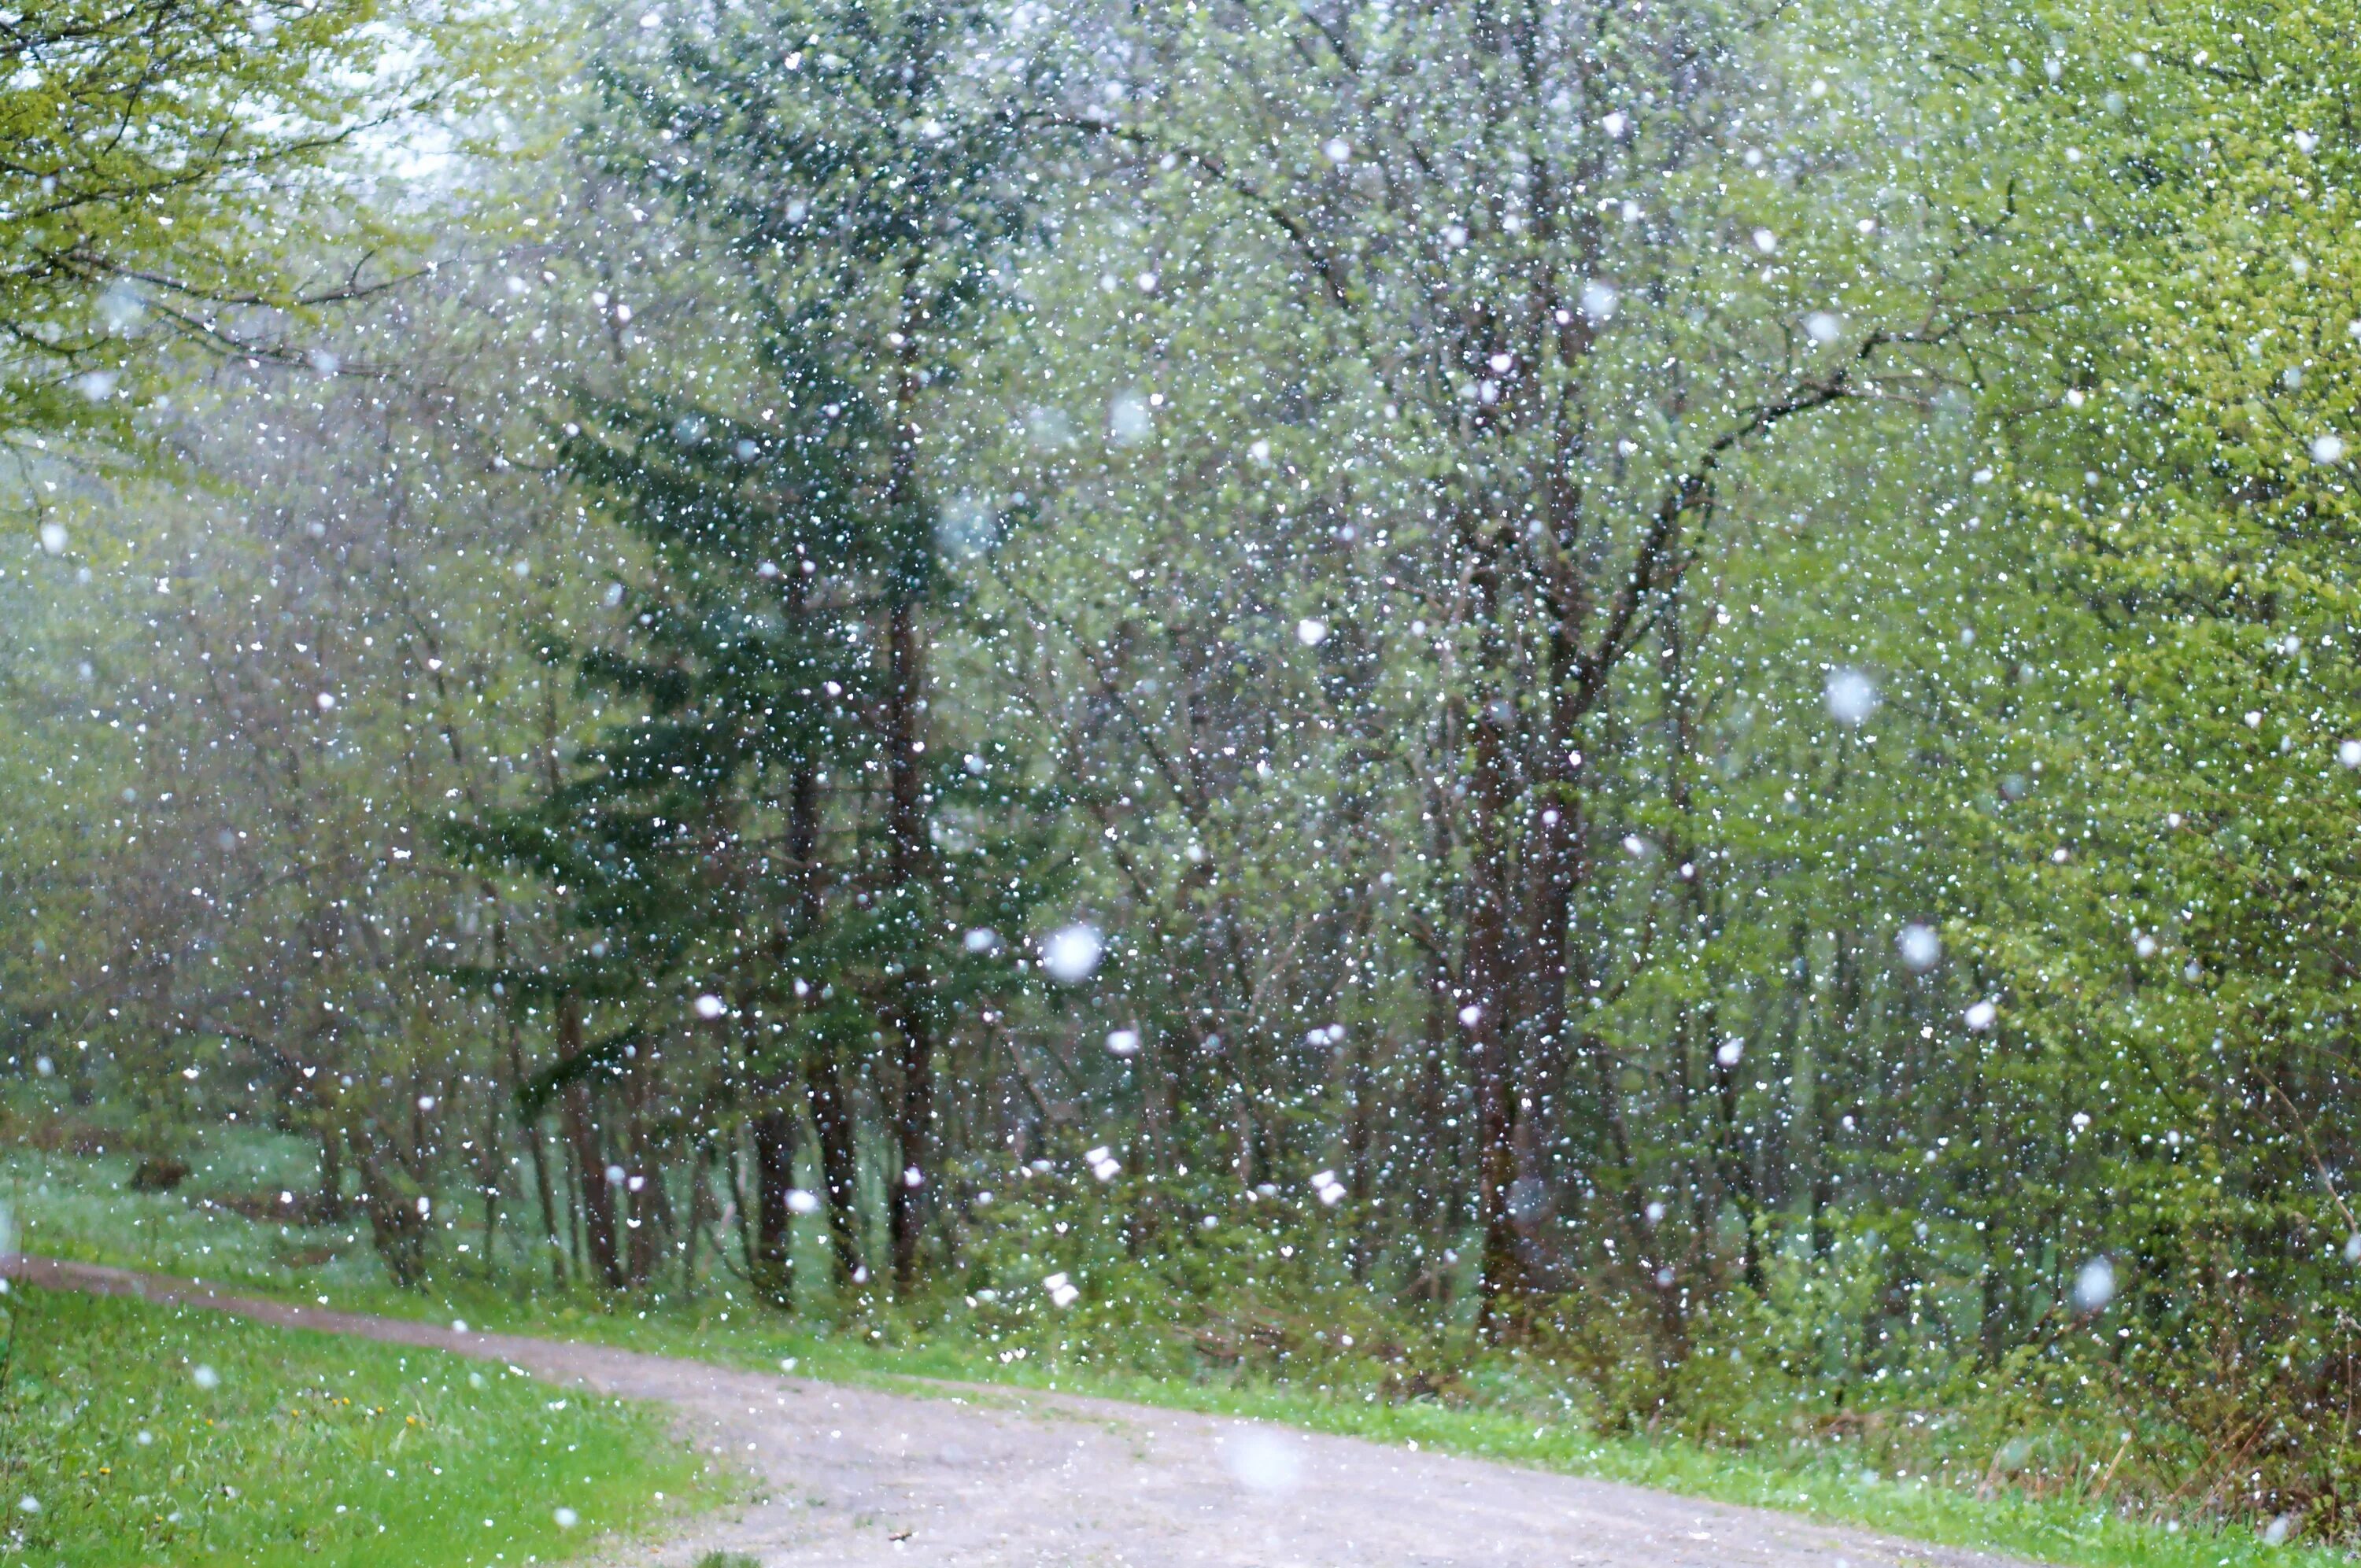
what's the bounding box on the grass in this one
[0,1280,725,1566]
[5,1136,2341,1568]
[1,1138,419,1301]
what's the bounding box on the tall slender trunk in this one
[1812,935,1857,1258]
[1465,562,1525,1337]
[558,994,623,1289]
[1520,659,1580,1216]
[625,1064,662,1286]
[477,1084,502,1282]
[750,1098,798,1308]
[1584,1024,1687,1348]
[1664,600,1761,1293]
[1414,707,1461,1250]
[882,292,936,1297]
[807,1031,866,1291]
[562,1133,584,1275]
[497,917,560,1282]
[1346,1024,1373,1282]
[1132,1026,1171,1252]
[884,596,933,1296]
[683,1142,707,1301]
[752,612,826,1310]
[519,1090,561,1285]
[727,1134,759,1278]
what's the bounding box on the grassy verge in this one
[4,1142,2329,1568]
[0,1280,725,1566]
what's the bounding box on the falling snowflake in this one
[2073,1256,2116,1312]
[1824,667,1878,725]
[1040,924,1104,984]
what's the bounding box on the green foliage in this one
[1890,0,2361,1531]
[0,0,407,444]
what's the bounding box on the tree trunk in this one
[558,994,624,1289]
[683,1142,707,1301]
[625,1067,662,1286]
[477,1084,502,1282]
[523,1104,562,1286]
[751,753,823,1309]
[807,1031,866,1291]
[882,290,936,1299]
[349,1123,432,1290]
[1665,600,1761,1294]
[884,585,933,1297]
[750,1100,798,1308]
[1413,719,1461,1249]
[1465,594,1526,1334]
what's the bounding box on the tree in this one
[0,0,412,451]
[578,0,1039,1293]
[1012,0,2021,1330]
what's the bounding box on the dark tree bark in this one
[476,1085,502,1282]
[497,917,563,1283]
[884,595,933,1296]
[882,314,936,1298]
[807,1030,866,1291]
[750,751,823,1308]
[1665,597,1762,1295]
[519,1090,563,1285]
[624,1064,664,1287]
[1464,552,1527,1337]
[750,1098,799,1308]
[558,993,624,1289]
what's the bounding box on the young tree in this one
[579,0,1039,1293]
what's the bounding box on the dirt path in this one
[12,1255,2037,1568]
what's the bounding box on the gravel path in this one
[12,1255,2038,1568]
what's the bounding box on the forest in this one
[6,0,2361,1551]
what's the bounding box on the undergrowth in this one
[6,1130,2351,1568]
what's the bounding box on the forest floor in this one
[11,1255,2039,1568]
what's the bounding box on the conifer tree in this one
[581,0,1039,1293]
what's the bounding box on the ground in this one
[0,1264,709,1566]
[13,1256,2035,1568]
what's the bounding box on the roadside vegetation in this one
[0,1270,720,1566]
[3,1116,2333,1568]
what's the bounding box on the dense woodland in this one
[9,0,2361,1537]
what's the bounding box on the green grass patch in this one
[2,1139,398,1301]
[0,1281,723,1566]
